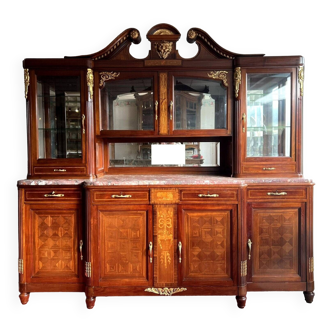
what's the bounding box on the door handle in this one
[178,241,182,263]
[79,240,83,261]
[149,242,153,263]
[247,239,252,260]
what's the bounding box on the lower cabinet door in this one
[178,204,238,287]
[247,202,305,283]
[25,203,83,284]
[92,204,153,287]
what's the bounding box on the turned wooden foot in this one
[86,296,96,309]
[304,291,315,303]
[19,292,30,305]
[236,296,246,309]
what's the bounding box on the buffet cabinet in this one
[18,24,314,308]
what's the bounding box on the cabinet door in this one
[236,67,300,176]
[97,72,158,136]
[178,204,237,287]
[92,204,153,287]
[25,203,83,284]
[29,70,88,177]
[247,202,305,283]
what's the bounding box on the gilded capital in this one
[24,69,30,99]
[87,69,94,100]
[234,67,241,99]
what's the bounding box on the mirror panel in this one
[100,78,154,131]
[174,77,227,130]
[108,142,220,167]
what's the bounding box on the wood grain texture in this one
[159,73,168,135]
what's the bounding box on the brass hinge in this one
[309,257,314,273]
[241,260,247,277]
[85,262,92,278]
[18,259,24,274]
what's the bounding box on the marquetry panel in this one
[154,205,177,286]
[159,72,168,134]
[32,210,78,278]
[99,211,147,281]
[252,208,300,281]
[184,210,230,280]
[150,188,179,204]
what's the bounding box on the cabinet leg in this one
[19,292,30,305]
[236,296,246,309]
[86,296,96,309]
[304,291,315,303]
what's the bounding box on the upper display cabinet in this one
[23,23,304,178]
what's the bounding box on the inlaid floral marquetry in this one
[150,188,179,204]
[159,73,168,134]
[155,205,176,284]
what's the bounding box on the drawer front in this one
[34,167,86,175]
[25,188,82,201]
[242,164,296,174]
[247,187,307,200]
[93,190,149,204]
[180,189,238,202]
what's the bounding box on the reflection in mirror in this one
[109,142,220,167]
[246,73,291,157]
[37,76,81,159]
[100,78,154,130]
[174,78,227,130]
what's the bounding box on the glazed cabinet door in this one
[178,204,238,287]
[90,204,153,287]
[27,69,89,177]
[247,202,305,283]
[235,66,303,177]
[23,201,84,284]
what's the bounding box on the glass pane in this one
[174,77,227,130]
[37,76,81,159]
[100,78,154,130]
[109,142,220,167]
[246,73,291,157]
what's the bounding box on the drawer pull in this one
[111,194,132,198]
[263,167,276,171]
[267,191,287,196]
[44,191,64,198]
[54,169,67,172]
[198,194,219,198]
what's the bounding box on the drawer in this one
[25,188,82,201]
[247,187,307,200]
[34,167,86,175]
[93,190,149,204]
[180,189,238,202]
[242,164,296,174]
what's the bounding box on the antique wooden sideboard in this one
[18,24,314,309]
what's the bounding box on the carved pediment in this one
[65,23,264,61]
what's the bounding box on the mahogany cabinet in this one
[18,23,314,309]
[18,186,84,304]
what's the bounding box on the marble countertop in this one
[17,175,314,186]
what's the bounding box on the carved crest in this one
[155,41,173,59]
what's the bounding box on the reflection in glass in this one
[246,73,291,157]
[37,76,81,159]
[100,78,154,130]
[109,142,220,167]
[174,78,227,130]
